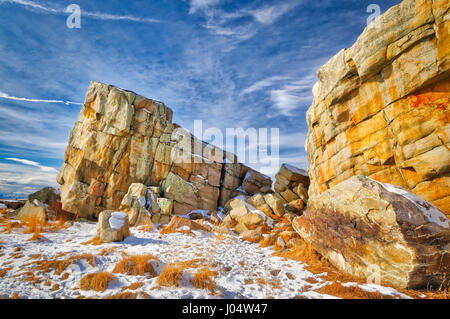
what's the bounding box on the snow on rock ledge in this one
[292,175,450,289]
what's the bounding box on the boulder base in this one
[293,175,450,289]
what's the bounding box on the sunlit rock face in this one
[293,175,450,289]
[305,0,450,217]
[57,81,272,219]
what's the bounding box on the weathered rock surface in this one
[292,175,450,289]
[305,0,450,216]
[97,210,131,242]
[58,81,272,219]
[273,164,309,214]
[16,187,70,223]
[16,200,47,224]
[118,183,155,226]
[160,215,210,235]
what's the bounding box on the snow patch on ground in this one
[0,220,412,299]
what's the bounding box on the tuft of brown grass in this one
[137,219,154,232]
[156,264,183,287]
[52,284,60,291]
[81,236,103,246]
[61,273,69,280]
[315,281,389,299]
[28,253,96,275]
[23,215,45,234]
[10,292,20,299]
[106,291,138,299]
[112,254,158,277]
[256,278,267,285]
[80,272,115,292]
[273,239,340,278]
[16,271,41,285]
[121,282,143,291]
[98,247,119,256]
[259,235,277,247]
[191,267,219,294]
[0,267,13,278]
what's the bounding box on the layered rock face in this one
[273,164,310,213]
[57,81,272,219]
[293,175,450,289]
[305,0,450,216]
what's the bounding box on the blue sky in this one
[0,0,401,198]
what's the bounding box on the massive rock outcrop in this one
[57,81,272,219]
[305,0,450,216]
[293,175,450,289]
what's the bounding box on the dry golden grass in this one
[315,281,388,299]
[98,247,119,256]
[61,273,69,280]
[112,253,158,277]
[16,271,41,285]
[256,278,267,285]
[0,267,12,278]
[52,284,60,291]
[28,253,96,275]
[27,254,42,260]
[106,291,138,299]
[81,236,103,246]
[273,239,340,279]
[80,272,115,292]
[191,267,219,294]
[27,231,45,242]
[137,219,154,232]
[10,292,20,299]
[23,215,45,234]
[121,282,143,291]
[43,279,52,287]
[156,264,183,287]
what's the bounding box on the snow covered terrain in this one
[0,218,416,299]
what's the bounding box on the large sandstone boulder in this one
[16,200,47,224]
[292,175,450,289]
[305,0,450,217]
[97,210,131,242]
[16,187,69,223]
[57,81,271,219]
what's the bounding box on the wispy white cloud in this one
[5,157,57,172]
[190,0,303,41]
[241,74,315,116]
[249,1,302,25]
[0,162,58,198]
[0,0,161,23]
[189,0,220,14]
[240,76,290,96]
[0,90,82,105]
